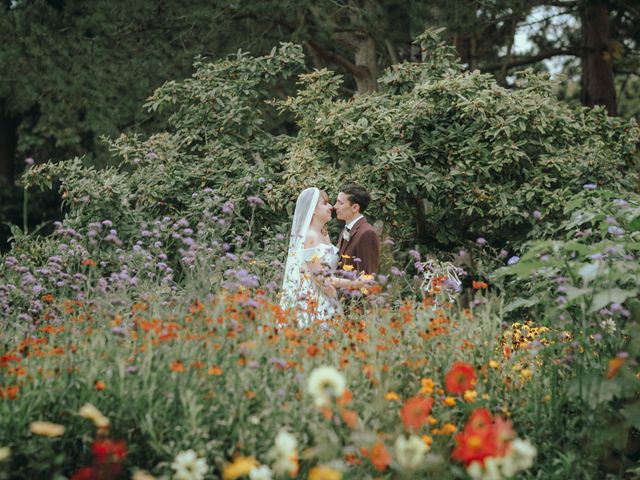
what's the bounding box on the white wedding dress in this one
[280,188,343,328]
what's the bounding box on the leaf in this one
[621,402,640,429]
[504,297,539,312]
[588,288,639,313]
[563,285,590,301]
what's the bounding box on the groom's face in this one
[334,192,359,222]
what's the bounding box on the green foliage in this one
[276,32,639,252]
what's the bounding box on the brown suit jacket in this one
[337,217,380,275]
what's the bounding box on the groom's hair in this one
[340,184,371,213]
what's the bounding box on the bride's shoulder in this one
[304,229,323,249]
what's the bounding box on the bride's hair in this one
[317,190,330,236]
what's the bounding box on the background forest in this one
[1,0,640,249]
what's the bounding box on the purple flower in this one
[222,201,235,214]
[476,237,487,246]
[383,238,395,245]
[408,249,421,261]
[101,220,113,228]
[269,357,287,368]
[533,210,542,220]
[25,157,35,166]
[390,266,403,276]
[606,216,618,226]
[247,195,265,207]
[507,255,520,265]
[583,183,597,190]
[146,151,158,159]
[608,226,624,236]
[414,261,424,273]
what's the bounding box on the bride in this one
[280,187,359,328]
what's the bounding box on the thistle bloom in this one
[395,434,429,470]
[171,450,208,480]
[307,366,346,407]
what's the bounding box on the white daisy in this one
[394,434,428,470]
[171,450,208,480]
[307,366,346,407]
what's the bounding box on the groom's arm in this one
[357,230,380,275]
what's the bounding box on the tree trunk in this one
[580,0,617,115]
[0,101,18,185]
[352,34,379,93]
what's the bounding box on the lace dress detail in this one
[295,243,342,327]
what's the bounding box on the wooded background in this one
[1,0,639,248]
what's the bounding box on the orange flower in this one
[384,391,400,401]
[420,378,435,395]
[445,362,476,394]
[400,395,434,431]
[208,366,223,375]
[170,360,186,373]
[606,357,625,379]
[81,258,97,267]
[472,281,488,289]
[95,380,106,391]
[0,385,19,400]
[341,409,358,428]
[367,442,391,472]
[306,345,321,357]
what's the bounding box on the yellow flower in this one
[481,393,490,401]
[440,423,457,434]
[132,471,156,480]
[223,456,259,480]
[79,403,110,429]
[384,391,400,401]
[29,421,65,437]
[444,396,456,407]
[463,390,477,403]
[0,447,10,462]
[420,378,435,395]
[308,465,343,480]
[543,394,551,402]
[521,368,533,379]
[488,360,500,369]
[342,264,354,272]
[421,435,433,447]
[427,415,438,425]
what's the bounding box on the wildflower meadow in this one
[1,32,639,480]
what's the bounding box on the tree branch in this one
[482,47,579,72]
[304,38,360,78]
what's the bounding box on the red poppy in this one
[445,362,476,394]
[400,395,434,431]
[451,425,497,466]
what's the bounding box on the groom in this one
[334,184,380,275]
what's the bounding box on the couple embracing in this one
[280,184,380,328]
